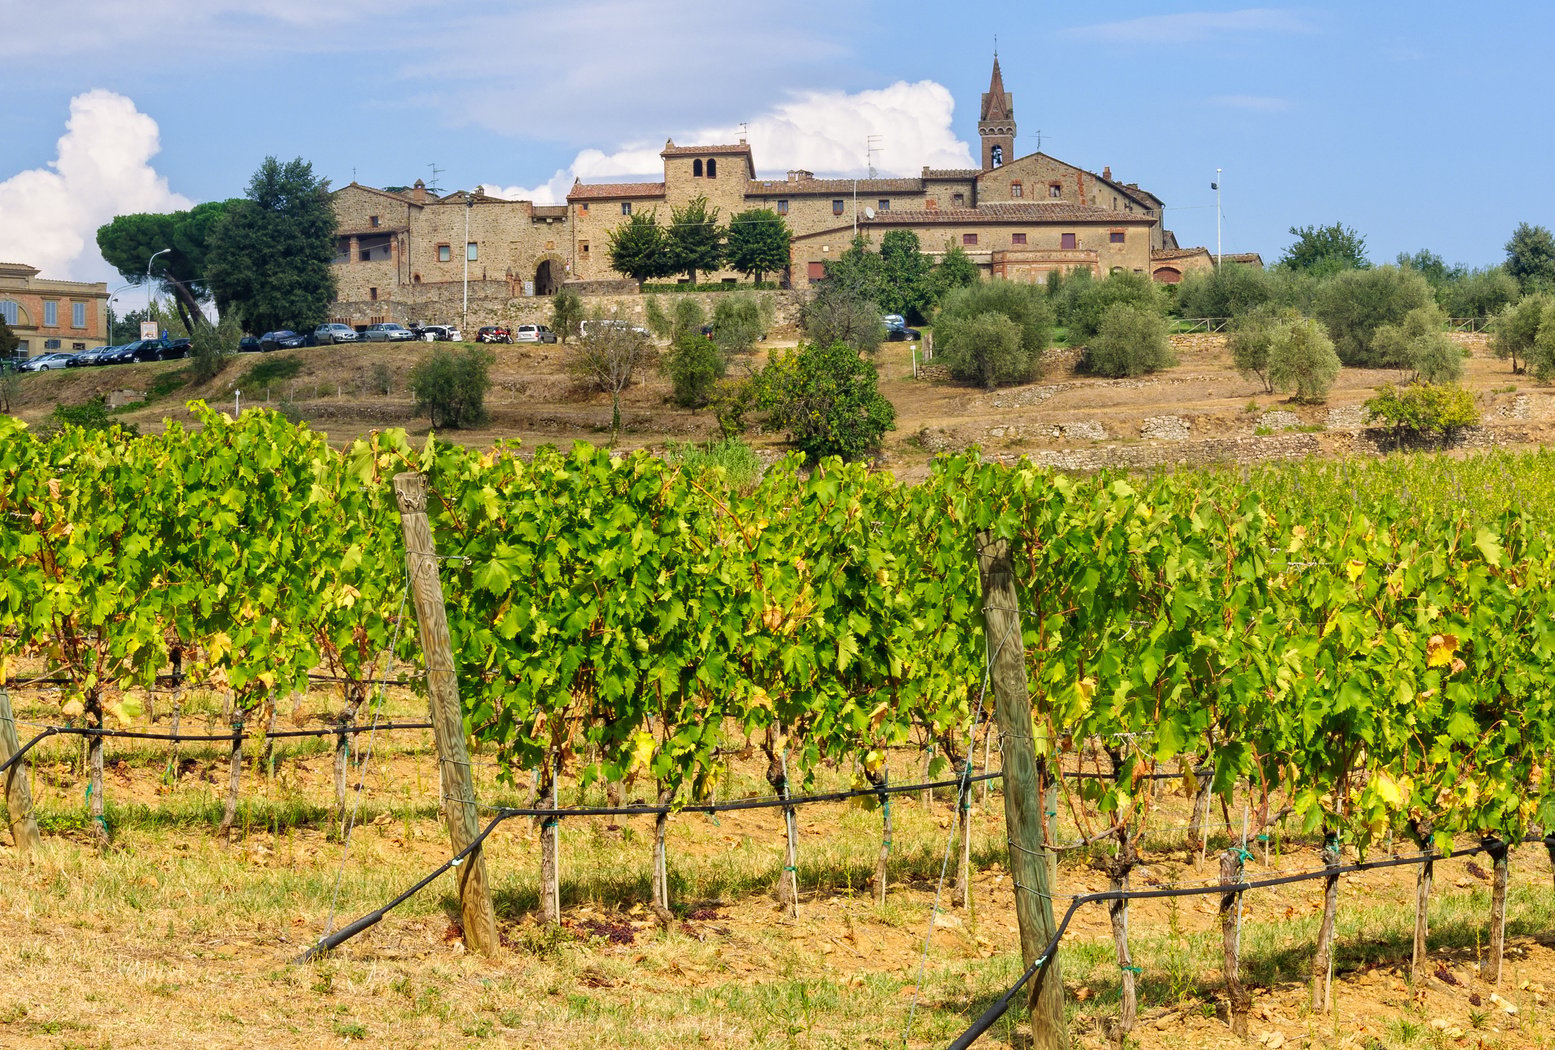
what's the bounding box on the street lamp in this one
[147,248,171,333]
[463,193,475,337]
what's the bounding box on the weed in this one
[1254,425,1274,436]
[241,354,303,387]
[332,1020,367,1040]
[1243,399,1262,414]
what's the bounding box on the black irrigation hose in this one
[295,810,516,963]
[944,835,1541,1050]
[0,722,434,777]
[6,672,416,688]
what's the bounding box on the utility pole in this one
[463,193,474,335]
[1214,168,1223,271]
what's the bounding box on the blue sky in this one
[3,1,1551,283]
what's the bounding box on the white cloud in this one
[1209,94,1295,112]
[1062,8,1313,44]
[0,91,191,281]
[484,80,975,205]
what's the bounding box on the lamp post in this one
[1214,169,1222,271]
[147,248,171,334]
[463,194,475,337]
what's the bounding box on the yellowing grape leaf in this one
[1426,634,1459,668]
[628,731,655,772]
[1345,559,1366,582]
[863,749,885,775]
[62,699,85,719]
[1373,770,1403,807]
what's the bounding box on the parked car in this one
[238,335,262,353]
[361,322,415,342]
[19,352,76,371]
[68,345,113,366]
[882,314,921,341]
[122,339,169,363]
[163,338,191,360]
[101,343,138,365]
[258,330,306,351]
[313,323,358,345]
[416,324,461,342]
[477,326,513,344]
[512,324,558,344]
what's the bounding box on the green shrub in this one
[1174,263,1274,319]
[642,281,777,293]
[1313,266,1435,366]
[409,346,494,428]
[1267,317,1342,402]
[188,315,242,383]
[1227,305,1302,393]
[710,294,768,356]
[550,287,584,344]
[1081,303,1175,378]
[800,286,884,355]
[1370,303,1462,383]
[1489,293,1553,375]
[39,395,139,438]
[1440,267,1519,320]
[934,280,1053,388]
[1064,270,1164,342]
[663,332,725,408]
[1365,383,1480,436]
[758,342,895,461]
[937,311,1028,390]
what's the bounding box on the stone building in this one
[330,56,1208,320]
[0,262,109,357]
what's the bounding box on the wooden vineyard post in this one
[0,690,43,862]
[393,471,500,957]
[1485,839,1509,985]
[976,531,1067,1050]
[1218,848,1250,1037]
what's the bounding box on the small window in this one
[878,199,890,212]
[693,159,704,177]
[369,287,378,301]
[44,338,61,350]
[706,158,717,179]
[1010,182,1023,198]
[832,199,844,215]
[72,302,86,328]
[579,203,589,214]
[44,301,58,327]
[413,273,421,284]
[1110,231,1126,244]
[580,241,590,254]
[776,200,789,215]
[622,202,632,215]
[437,244,451,262]
[370,215,380,228]
[1049,183,1062,199]
[1012,233,1027,245]
[72,342,85,351]
[807,261,826,280]
[963,233,978,246]
[467,242,478,262]
[952,192,965,206]
[1061,233,1077,250]
[0,301,16,325]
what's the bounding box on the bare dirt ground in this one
[8,331,1551,477]
[0,680,1552,1050]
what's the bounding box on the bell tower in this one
[979,54,1016,171]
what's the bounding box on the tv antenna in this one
[866,135,883,179]
[427,163,445,194]
[738,121,749,142]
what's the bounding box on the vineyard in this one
[2,404,1555,1048]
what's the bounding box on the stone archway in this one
[534,256,564,296]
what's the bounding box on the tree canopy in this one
[96,200,235,332]
[205,157,337,335]
[1504,223,1555,293]
[607,210,670,285]
[665,195,724,283]
[878,230,934,321]
[1279,222,1369,276]
[725,209,790,284]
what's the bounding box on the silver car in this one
[362,323,415,342]
[314,323,359,345]
[19,352,77,371]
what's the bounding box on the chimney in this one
[787,169,813,182]
[412,179,427,204]
[1102,166,1112,181]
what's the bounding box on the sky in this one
[3,1,1552,285]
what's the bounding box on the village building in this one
[0,262,110,357]
[327,57,1241,322]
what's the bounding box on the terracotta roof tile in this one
[1151,247,1211,261]
[923,168,982,179]
[660,142,752,156]
[862,202,1157,225]
[567,181,666,201]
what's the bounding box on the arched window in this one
[991,145,1004,168]
[693,159,703,177]
[706,158,717,179]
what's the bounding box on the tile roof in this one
[863,202,1158,225]
[745,177,925,195]
[923,168,982,179]
[1151,247,1211,261]
[567,181,666,201]
[660,142,753,156]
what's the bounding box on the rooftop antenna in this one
[866,134,883,179]
[427,163,445,194]
[738,121,749,142]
